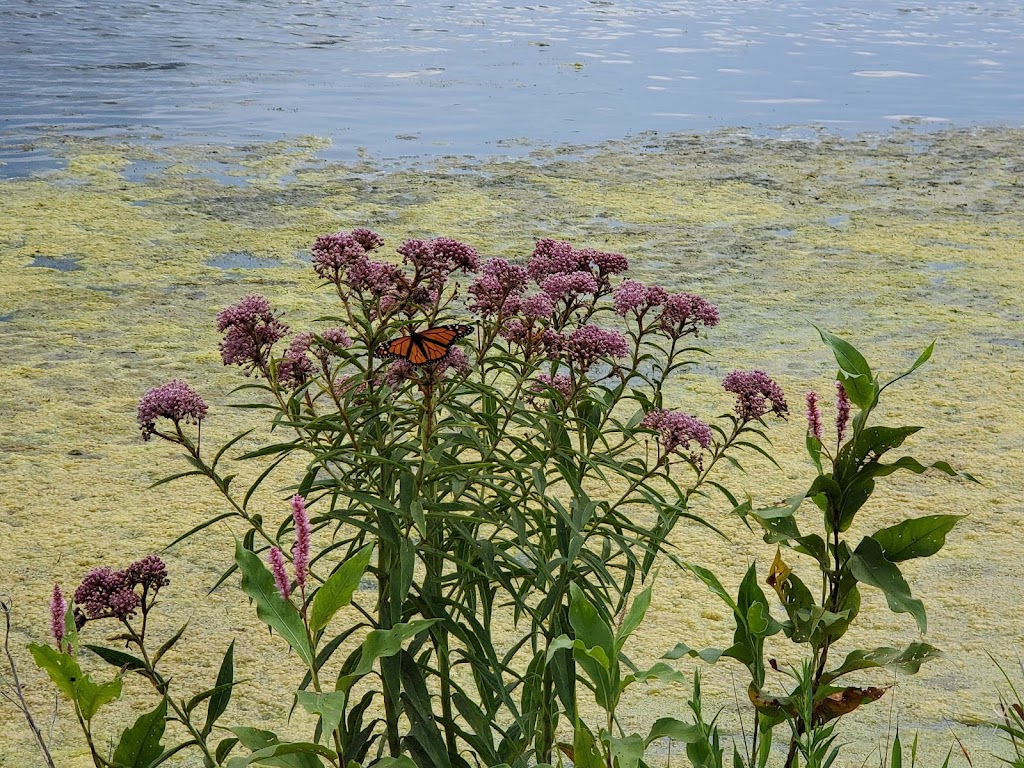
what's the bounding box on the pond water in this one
[3,0,1024,175]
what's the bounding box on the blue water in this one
[2,0,1024,174]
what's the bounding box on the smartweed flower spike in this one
[74,567,140,622]
[290,496,310,589]
[722,370,788,422]
[50,585,67,651]
[216,294,289,375]
[836,381,851,445]
[806,391,824,441]
[268,548,290,600]
[137,379,208,441]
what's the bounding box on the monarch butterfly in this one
[374,324,473,367]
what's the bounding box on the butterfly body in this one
[374,324,473,366]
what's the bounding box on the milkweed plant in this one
[25,229,975,768]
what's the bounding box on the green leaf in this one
[234,540,313,667]
[627,662,687,685]
[202,640,235,738]
[112,698,167,768]
[354,620,438,676]
[816,327,876,409]
[848,536,926,633]
[572,722,605,768]
[822,642,943,685]
[295,690,347,744]
[371,759,419,768]
[152,620,189,666]
[872,515,964,562]
[568,583,614,660]
[605,732,644,768]
[76,674,124,721]
[228,728,324,768]
[29,643,85,701]
[309,544,374,634]
[85,644,148,674]
[615,583,652,652]
[646,717,703,746]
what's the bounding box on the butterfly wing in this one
[374,324,473,367]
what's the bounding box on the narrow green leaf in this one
[848,536,926,633]
[235,540,313,667]
[152,620,189,666]
[872,515,964,562]
[202,640,236,738]
[615,583,653,652]
[309,545,374,634]
[112,698,167,768]
[84,644,147,674]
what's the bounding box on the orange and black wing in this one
[375,324,472,367]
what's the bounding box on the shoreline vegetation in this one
[1,126,1021,767]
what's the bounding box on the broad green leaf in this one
[817,327,876,409]
[615,583,652,652]
[76,674,124,721]
[202,640,236,738]
[309,544,374,634]
[872,515,964,562]
[848,537,926,633]
[626,662,687,685]
[372,759,418,768]
[572,722,605,768]
[568,583,614,660]
[822,642,942,685]
[295,690,347,744]
[235,540,313,667]
[662,642,734,665]
[228,728,324,768]
[354,619,438,676]
[29,643,86,701]
[112,698,166,768]
[646,716,703,746]
[605,732,644,768]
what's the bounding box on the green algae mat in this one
[1,128,1021,767]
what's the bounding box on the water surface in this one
[3,0,1024,174]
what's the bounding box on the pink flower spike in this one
[50,585,67,651]
[268,547,291,600]
[836,381,851,445]
[805,391,823,441]
[290,495,311,589]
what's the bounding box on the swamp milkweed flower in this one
[640,409,713,462]
[216,294,289,375]
[137,379,208,441]
[722,370,788,422]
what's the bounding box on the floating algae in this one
[1,128,1022,766]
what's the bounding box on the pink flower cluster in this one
[640,409,713,458]
[399,236,480,288]
[137,379,208,440]
[468,258,530,318]
[526,238,629,303]
[217,294,289,374]
[613,279,668,317]
[269,495,314,600]
[278,333,316,388]
[559,325,628,371]
[528,373,574,402]
[722,370,788,422]
[659,292,719,337]
[73,556,169,625]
